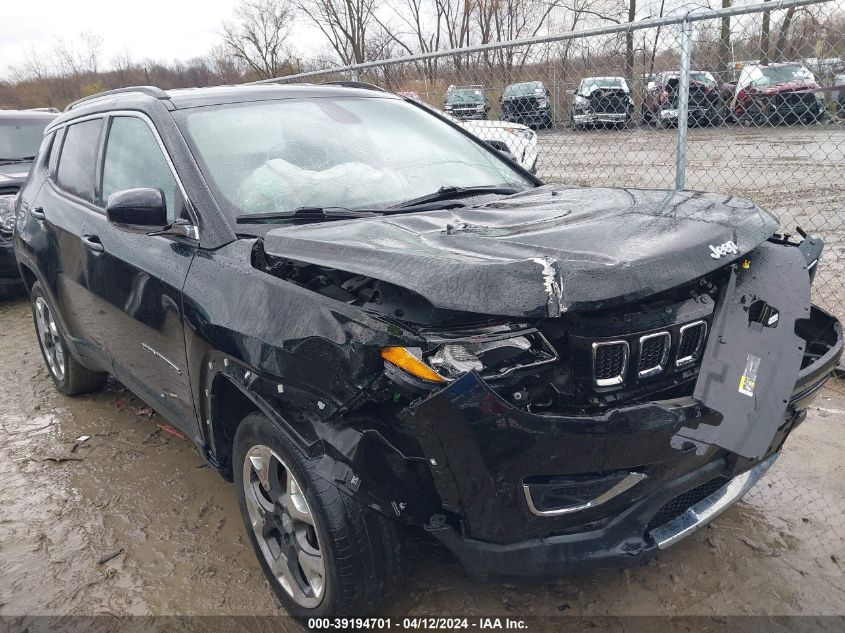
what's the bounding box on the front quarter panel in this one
[182,238,407,441]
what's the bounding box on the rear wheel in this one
[233,412,403,617]
[30,282,107,395]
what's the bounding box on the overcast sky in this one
[0,0,319,80]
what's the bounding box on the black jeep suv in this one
[500,81,552,128]
[13,84,842,617]
[1,109,57,297]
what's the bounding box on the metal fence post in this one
[675,14,694,191]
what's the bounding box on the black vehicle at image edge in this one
[12,84,842,617]
[0,110,57,297]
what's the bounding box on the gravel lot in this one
[1,122,844,629]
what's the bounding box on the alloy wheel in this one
[242,444,325,608]
[34,297,66,382]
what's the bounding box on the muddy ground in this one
[1,290,844,625]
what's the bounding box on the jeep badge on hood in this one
[709,240,739,259]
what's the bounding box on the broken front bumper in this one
[572,112,629,125]
[0,236,23,295]
[398,302,841,578]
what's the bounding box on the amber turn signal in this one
[380,347,446,383]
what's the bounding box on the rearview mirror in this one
[106,188,168,232]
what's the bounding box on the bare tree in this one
[718,0,732,84]
[53,32,103,78]
[296,0,380,65]
[773,6,798,62]
[222,0,296,79]
[209,44,248,83]
[625,0,636,84]
[760,0,771,65]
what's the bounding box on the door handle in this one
[30,206,45,220]
[81,234,104,253]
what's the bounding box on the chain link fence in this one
[265,0,845,322]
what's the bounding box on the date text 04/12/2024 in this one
[308,618,529,629]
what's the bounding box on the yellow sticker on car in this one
[739,353,761,397]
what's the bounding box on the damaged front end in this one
[573,87,632,126]
[251,188,841,579]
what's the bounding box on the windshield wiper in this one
[392,185,521,209]
[236,207,381,224]
[0,155,36,165]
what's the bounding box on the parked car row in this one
[444,82,553,128]
[432,62,837,132]
[642,63,829,128]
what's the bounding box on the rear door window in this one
[101,116,179,222]
[56,119,103,203]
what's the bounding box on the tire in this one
[30,282,107,396]
[233,412,403,618]
[641,104,652,124]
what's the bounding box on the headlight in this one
[504,127,534,140]
[538,98,548,108]
[574,95,588,106]
[475,104,486,111]
[382,329,558,384]
[0,194,17,234]
[444,104,453,111]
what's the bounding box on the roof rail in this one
[65,86,170,112]
[323,81,386,92]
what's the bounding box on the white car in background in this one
[397,91,539,173]
[461,119,539,173]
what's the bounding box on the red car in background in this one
[730,63,825,125]
[642,71,721,126]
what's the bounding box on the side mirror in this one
[106,188,167,233]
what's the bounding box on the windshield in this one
[504,82,543,97]
[579,77,627,93]
[690,72,717,87]
[177,97,531,218]
[446,89,485,104]
[0,117,52,161]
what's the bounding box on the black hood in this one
[0,161,33,189]
[263,185,779,318]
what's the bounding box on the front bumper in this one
[449,110,486,120]
[429,454,777,578]
[399,302,841,578]
[503,110,551,125]
[0,235,23,295]
[659,106,717,122]
[573,112,629,125]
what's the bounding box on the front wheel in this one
[233,412,403,617]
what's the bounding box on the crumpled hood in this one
[463,119,531,133]
[749,80,818,96]
[0,162,32,188]
[584,85,631,97]
[262,185,779,318]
